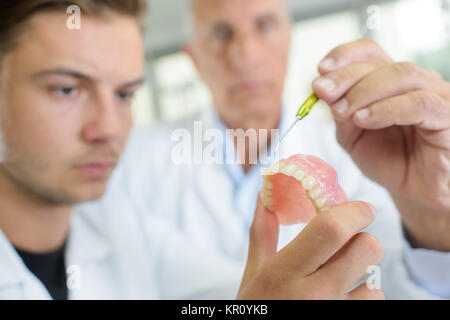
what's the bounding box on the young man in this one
[0,0,384,300]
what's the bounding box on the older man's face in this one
[188,0,292,127]
[0,11,144,204]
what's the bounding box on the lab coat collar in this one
[68,205,113,264]
[0,207,112,290]
[0,208,112,290]
[204,103,310,166]
[0,229,53,299]
[0,229,27,289]
[194,107,237,200]
[189,109,254,253]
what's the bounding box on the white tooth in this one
[308,188,321,200]
[301,176,316,190]
[293,170,305,181]
[263,161,284,175]
[263,165,276,176]
[262,189,272,197]
[263,197,274,206]
[315,197,328,208]
[276,161,286,172]
[320,206,330,212]
[280,164,297,176]
[264,181,273,189]
[261,192,271,201]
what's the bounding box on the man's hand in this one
[312,38,450,251]
[237,195,384,300]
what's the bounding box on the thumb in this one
[240,193,279,289]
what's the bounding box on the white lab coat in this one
[110,106,443,299]
[0,180,243,299]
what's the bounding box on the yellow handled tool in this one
[274,92,319,153]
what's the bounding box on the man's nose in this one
[81,92,125,145]
[228,33,261,72]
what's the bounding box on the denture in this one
[261,154,348,225]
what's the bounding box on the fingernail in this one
[314,77,336,92]
[333,99,348,114]
[319,57,335,70]
[355,109,370,120]
[367,203,377,218]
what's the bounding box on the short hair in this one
[0,0,148,58]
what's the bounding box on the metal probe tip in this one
[274,117,301,154]
[273,92,319,154]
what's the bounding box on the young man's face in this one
[0,10,144,204]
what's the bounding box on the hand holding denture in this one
[238,195,384,300]
[312,38,450,251]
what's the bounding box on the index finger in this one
[275,201,376,277]
[318,38,393,75]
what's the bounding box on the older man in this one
[112,0,450,299]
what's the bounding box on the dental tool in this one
[274,92,319,153]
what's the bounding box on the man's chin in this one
[232,101,279,121]
[49,181,109,205]
[72,184,108,204]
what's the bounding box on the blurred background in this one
[132,0,450,126]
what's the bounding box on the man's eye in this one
[259,21,275,33]
[213,28,233,42]
[50,86,79,98]
[117,91,135,101]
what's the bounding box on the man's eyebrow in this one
[210,13,279,30]
[120,77,146,89]
[254,13,279,22]
[31,68,95,81]
[32,68,145,88]
[211,21,231,30]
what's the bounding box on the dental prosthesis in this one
[261,154,348,225]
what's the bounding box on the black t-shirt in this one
[15,242,68,300]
